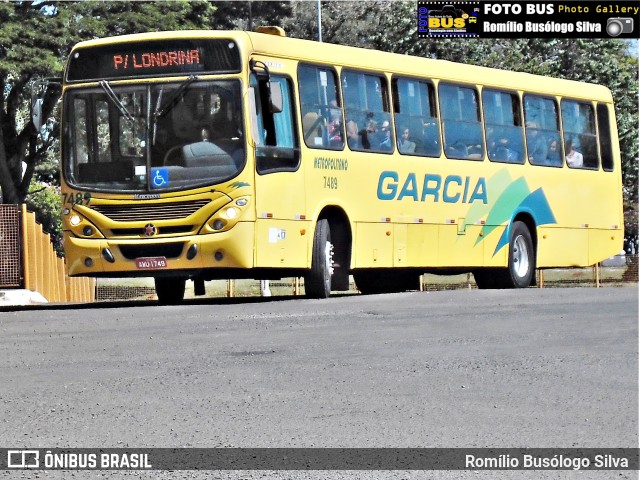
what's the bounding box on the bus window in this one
[118,92,146,158]
[392,77,440,157]
[298,65,343,150]
[72,98,89,167]
[597,103,614,172]
[341,70,393,154]
[95,101,112,163]
[524,95,562,167]
[482,89,525,164]
[561,100,598,169]
[251,74,300,174]
[439,83,484,160]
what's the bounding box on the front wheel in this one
[154,276,186,305]
[304,219,333,298]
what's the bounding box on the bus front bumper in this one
[64,222,254,277]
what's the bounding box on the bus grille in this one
[111,225,194,236]
[91,200,210,222]
[119,243,184,260]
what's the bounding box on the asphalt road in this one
[0,287,637,479]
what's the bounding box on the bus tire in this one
[505,221,535,288]
[304,219,333,299]
[476,221,535,289]
[155,276,186,305]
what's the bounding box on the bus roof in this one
[70,29,613,103]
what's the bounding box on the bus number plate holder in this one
[135,257,168,270]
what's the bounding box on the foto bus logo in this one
[418,2,480,37]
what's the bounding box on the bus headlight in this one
[201,196,250,234]
[65,213,104,239]
[225,207,238,219]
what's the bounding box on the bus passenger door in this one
[249,70,307,269]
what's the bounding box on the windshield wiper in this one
[152,75,198,145]
[99,80,136,126]
[154,75,198,119]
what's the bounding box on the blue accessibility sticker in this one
[151,168,169,189]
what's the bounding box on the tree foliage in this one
[0,1,216,249]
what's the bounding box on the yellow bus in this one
[57,28,623,303]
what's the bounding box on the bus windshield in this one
[64,79,245,192]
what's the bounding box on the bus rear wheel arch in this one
[474,219,536,289]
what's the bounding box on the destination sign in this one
[66,39,241,82]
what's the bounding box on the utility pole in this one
[317,0,322,42]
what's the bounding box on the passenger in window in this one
[327,102,343,147]
[398,127,416,154]
[565,139,584,168]
[346,120,360,149]
[490,136,518,162]
[526,122,548,163]
[379,120,393,151]
[358,119,378,150]
[422,121,440,156]
[545,139,562,166]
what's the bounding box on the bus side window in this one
[483,89,525,164]
[561,99,598,170]
[439,83,484,160]
[524,94,562,167]
[597,103,614,172]
[251,74,300,174]
[342,69,393,154]
[392,77,441,157]
[298,64,344,150]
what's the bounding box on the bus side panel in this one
[354,223,393,268]
[589,229,623,265]
[406,224,438,266]
[254,219,309,268]
[393,224,407,267]
[481,225,508,268]
[537,227,589,267]
[438,224,485,267]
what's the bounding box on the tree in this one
[0,1,217,250]
[208,1,292,31]
[282,0,386,46]
[1,1,218,203]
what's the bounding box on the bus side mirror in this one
[269,82,283,114]
[32,98,44,131]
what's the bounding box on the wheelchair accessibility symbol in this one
[151,168,169,189]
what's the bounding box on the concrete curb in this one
[0,290,48,306]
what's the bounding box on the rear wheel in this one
[154,277,186,305]
[474,221,535,289]
[304,219,333,298]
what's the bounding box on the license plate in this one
[135,257,168,269]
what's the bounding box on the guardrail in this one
[0,204,94,303]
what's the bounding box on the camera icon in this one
[606,17,634,37]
